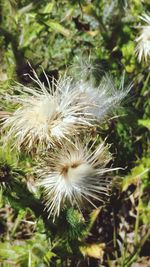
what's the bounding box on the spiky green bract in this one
[37,139,118,220]
[56,207,85,241]
[1,71,93,153]
[135,14,150,62]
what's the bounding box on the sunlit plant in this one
[37,138,118,220]
[135,14,150,62]
[1,70,93,152]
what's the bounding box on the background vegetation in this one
[0,0,150,266]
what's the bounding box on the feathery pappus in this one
[1,70,93,152]
[37,139,118,220]
[75,73,131,121]
[135,14,150,62]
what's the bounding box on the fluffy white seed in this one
[1,71,93,152]
[75,74,131,121]
[135,14,150,62]
[37,139,118,220]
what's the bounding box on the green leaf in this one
[122,162,149,191]
[43,251,57,264]
[41,2,54,14]
[138,119,150,130]
[45,20,70,37]
[20,22,44,48]
[80,243,105,259]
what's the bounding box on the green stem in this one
[142,72,150,94]
[134,184,143,245]
[124,226,150,267]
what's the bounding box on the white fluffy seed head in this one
[37,139,118,220]
[75,73,131,121]
[1,71,93,152]
[135,14,150,62]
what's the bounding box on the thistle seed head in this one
[135,14,150,62]
[1,71,93,152]
[37,139,118,220]
[75,73,131,121]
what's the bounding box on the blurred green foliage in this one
[0,0,150,266]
